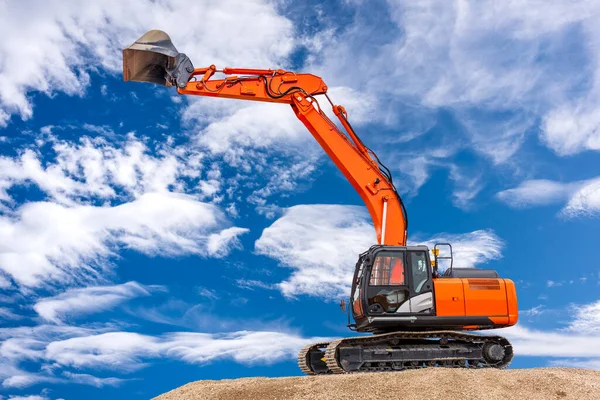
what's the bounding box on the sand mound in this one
[155,367,599,400]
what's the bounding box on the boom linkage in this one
[178,66,407,246]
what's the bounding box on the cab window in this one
[410,251,429,293]
[369,253,405,286]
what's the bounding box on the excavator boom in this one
[123,30,407,246]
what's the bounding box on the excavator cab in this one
[350,245,435,333]
[349,244,517,334]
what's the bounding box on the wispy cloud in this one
[499,324,600,359]
[236,280,275,291]
[0,322,329,388]
[496,177,600,217]
[564,300,600,335]
[497,298,600,367]
[520,305,547,318]
[6,395,50,400]
[50,330,328,370]
[61,372,127,388]
[33,282,158,323]
[0,192,247,288]
[162,331,330,365]
[197,287,219,300]
[255,204,374,298]
[0,133,204,205]
[45,332,159,372]
[411,229,504,271]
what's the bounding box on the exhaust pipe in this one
[123,30,194,88]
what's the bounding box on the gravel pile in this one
[155,367,599,400]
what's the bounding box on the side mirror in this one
[340,299,347,312]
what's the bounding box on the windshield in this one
[369,252,405,286]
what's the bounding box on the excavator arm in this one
[178,66,408,246]
[122,30,407,245]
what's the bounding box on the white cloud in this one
[0,307,22,320]
[45,330,328,371]
[33,282,156,323]
[0,192,247,288]
[255,204,504,298]
[551,359,600,370]
[163,331,329,365]
[0,324,118,388]
[197,287,219,300]
[45,332,159,372]
[236,280,275,291]
[185,99,310,155]
[0,367,50,390]
[520,305,547,318]
[494,298,600,369]
[0,322,328,385]
[542,94,600,155]
[0,275,12,289]
[207,227,249,258]
[499,323,600,359]
[0,0,294,126]
[564,300,600,335]
[562,178,600,218]
[411,229,504,271]
[255,204,374,298]
[61,372,125,388]
[0,133,201,205]
[497,177,600,217]
[447,164,483,209]
[6,396,49,400]
[496,179,583,208]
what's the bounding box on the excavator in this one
[122,30,519,374]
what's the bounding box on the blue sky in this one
[1,0,600,399]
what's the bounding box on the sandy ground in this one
[155,367,600,400]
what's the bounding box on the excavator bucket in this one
[122,30,194,88]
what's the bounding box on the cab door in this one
[407,250,434,314]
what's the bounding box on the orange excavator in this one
[123,30,518,374]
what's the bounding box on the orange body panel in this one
[434,278,518,328]
[433,279,465,316]
[464,278,507,317]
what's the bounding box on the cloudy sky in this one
[1,0,599,398]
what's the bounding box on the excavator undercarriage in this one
[297,244,516,375]
[299,331,513,374]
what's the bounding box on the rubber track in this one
[323,331,513,374]
[297,342,330,375]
